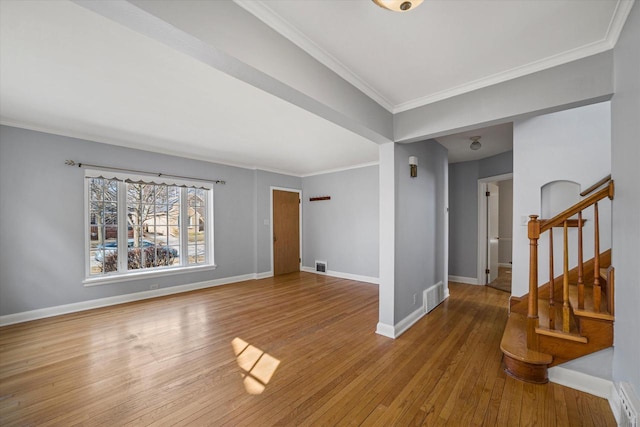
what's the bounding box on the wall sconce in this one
[409,156,418,178]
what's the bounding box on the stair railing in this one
[526,179,614,350]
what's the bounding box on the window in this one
[86,170,214,282]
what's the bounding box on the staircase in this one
[500,178,615,383]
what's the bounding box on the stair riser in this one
[576,317,614,343]
[503,354,549,384]
[538,331,613,367]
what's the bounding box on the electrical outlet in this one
[150,284,158,290]
[413,293,417,305]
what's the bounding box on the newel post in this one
[527,215,541,350]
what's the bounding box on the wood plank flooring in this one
[0,273,615,426]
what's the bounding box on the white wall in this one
[611,1,640,394]
[512,102,612,297]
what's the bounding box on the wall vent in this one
[315,261,327,273]
[424,283,445,314]
[620,383,639,427]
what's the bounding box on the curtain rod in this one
[64,160,226,185]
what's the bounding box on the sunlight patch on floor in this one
[231,337,280,395]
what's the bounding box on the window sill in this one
[83,264,218,287]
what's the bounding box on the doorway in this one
[477,174,513,292]
[271,188,301,275]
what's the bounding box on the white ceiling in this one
[237,0,628,113]
[0,1,633,175]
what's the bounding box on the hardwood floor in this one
[487,266,512,293]
[0,273,615,426]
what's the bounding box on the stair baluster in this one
[527,215,540,350]
[562,221,570,333]
[548,228,555,329]
[577,211,584,309]
[593,202,601,312]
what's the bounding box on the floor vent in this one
[620,383,639,427]
[315,261,327,273]
[424,283,445,314]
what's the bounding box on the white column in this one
[377,141,396,337]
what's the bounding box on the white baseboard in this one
[548,366,630,423]
[394,306,426,337]
[548,366,614,400]
[375,282,449,339]
[448,275,479,285]
[609,383,623,426]
[375,322,395,338]
[376,313,423,339]
[255,271,273,279]
[301,266,379,284]
[0,273,259,327]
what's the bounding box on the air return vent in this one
[620,383,639,427]
[424,282,446,314]
[315,261,327,273]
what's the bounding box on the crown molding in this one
[233,0,395,112]
[394,0,634,113]
[235,0,635,114]
[301,161,380,178]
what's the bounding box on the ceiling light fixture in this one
[470,136,482,151]
[372,0,424,12]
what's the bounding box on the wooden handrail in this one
[540,181,614,233]
[580,174,611,197]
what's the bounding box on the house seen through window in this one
[86,170,213,279]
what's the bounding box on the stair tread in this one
[501,312,553,365]
[599,268,608,281]
[535,325,588,343]
[535,298,587,342]
[568,284,614,321]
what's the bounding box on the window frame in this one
[83,170,215,286]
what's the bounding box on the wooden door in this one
[273,190,300,275]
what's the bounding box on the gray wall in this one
[448,161,479,279]
[611,2,640,393]
[448,151,513,279]
[394,140,448,323]
[0,125,296,315]
[302,165,379,278]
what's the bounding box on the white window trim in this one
[83,264,218,287]
[84,170,215,284]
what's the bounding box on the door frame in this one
[270,186,302,276]
[477,173,512,285]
